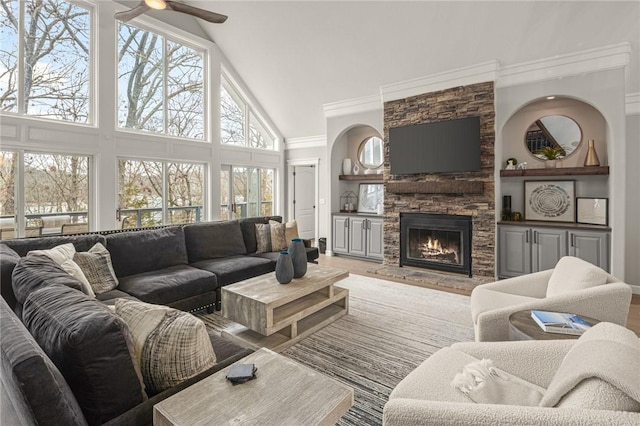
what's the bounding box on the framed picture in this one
[357,183,383,213]
[524,180,575,222]
[576,197,608,226]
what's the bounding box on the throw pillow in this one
[74,242,119,294]
[60,259,95,297]
[27,242,75,266]
[115,299,217,395]
[255,223,272,253]
[285,220,299,244]
[546,256,608,297]
[268,220,287,251]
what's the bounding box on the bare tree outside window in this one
[167,162,204,224]
[0,151,16,217]
[117,23,204,140]
[220,165,274,219]
[0,0,90,122]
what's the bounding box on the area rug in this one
[196,274,474,425]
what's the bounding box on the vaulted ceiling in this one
[188,1,639,139]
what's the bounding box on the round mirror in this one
[357,136,384,169]
[524,115,582,160]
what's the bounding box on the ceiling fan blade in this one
[114,2,150,22]
[165,1,228,23]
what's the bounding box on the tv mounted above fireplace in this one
[389,116,481,174]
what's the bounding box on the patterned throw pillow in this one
[74,242,119,294]
[114,299,216,395]
[268,220,287,251]
[255,223,272,253]
[28,243,95,297]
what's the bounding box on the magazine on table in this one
[530,310,592,335]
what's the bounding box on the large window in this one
[118,23,205,140]
[0,0,92,123]
[220,165,274,220]
[0,150,90,239]
[118,159,204,228]
[220,76,275,149]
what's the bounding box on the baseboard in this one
[630,284,640,295]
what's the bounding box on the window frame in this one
[219,164,276,220]
[1,0,96,126]
[115,19,209,142]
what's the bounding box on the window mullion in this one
[244,103,250,147]
[17,0,24,113]
[162,162,168,225]
[16,151,25,238]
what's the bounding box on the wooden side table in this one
[508,310,600,340]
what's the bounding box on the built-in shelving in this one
[500,166,609,177]
[338,174,382,181]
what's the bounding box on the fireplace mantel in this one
[386,181,484,195]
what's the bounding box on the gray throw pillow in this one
[74,242,119,294]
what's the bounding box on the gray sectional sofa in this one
[0,216,318,425]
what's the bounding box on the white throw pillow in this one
[60,259,95,297]
[546,256,608,297]
[28,242,76,266]
[115,299,217,395]
[285,219,299,243]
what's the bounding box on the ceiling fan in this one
[115,0,228,24]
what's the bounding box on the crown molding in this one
[285,135,326,150]
[626,93,640,116]
[323,95,382,118]
[380,61,499,103]
[497,42,631,88]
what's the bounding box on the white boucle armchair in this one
[470,256,632,342]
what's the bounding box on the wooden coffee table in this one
[509,310,600,340]
[153,348,354,426]
[221,263,349,352]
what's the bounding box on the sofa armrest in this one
[472,270,553,298]
[475,282,632,342]
[383,399,640,426]
[102,348,253,426]
[450,340,574,388]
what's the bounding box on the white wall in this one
[625,113,640,287]
[496,68,628,279]
[0,1,284,232]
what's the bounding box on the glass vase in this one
[288,238,307,278]
[275,251,294,284]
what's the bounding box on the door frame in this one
[287,158,319,245]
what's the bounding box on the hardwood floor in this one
[317,254,640,336]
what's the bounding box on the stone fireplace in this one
[383,81,496,279]
[400,213,472,276]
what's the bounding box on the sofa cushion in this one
[95,289,140,305]
[0,298,88,426]
[3,234,106,257]
[546,256,608,297]
[12,255,85,308]
[22,285,145,425]
[239,216,281,254]
[116,265,217,306]
[105,227,188,277]
[74,242,119,294]
[115,299,217,395]
[191,255,274,286]
[183,220,246,262]
[0,243,20,310]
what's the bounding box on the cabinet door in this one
[366,218,384,260]
[332,216,349,254]
[349,217,367,256]
[498,226,531,278]
[569,230,610,271]
[532,228,567,272]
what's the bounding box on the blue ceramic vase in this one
[275,250,294,284]
[288,238,307,278]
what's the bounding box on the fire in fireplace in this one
[400,213,472,276]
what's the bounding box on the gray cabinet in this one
[332,214,383,261]
[499,224,609,278]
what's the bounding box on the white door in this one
[293,165,315,241]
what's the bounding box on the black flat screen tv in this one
[389,116,481,174]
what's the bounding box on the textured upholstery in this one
[22,285,145,426]
[383,334,640,426]
[184,220,246,262]
[117,265,217,306]
[470,256,632,342]
[0,297,88,426]
[191,255,274,286]
[0,244,20,310]
[105,227,188,277]
[238,216,282,254]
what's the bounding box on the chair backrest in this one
[61,223,89,235]
[0,227,42,240]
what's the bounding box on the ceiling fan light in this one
[144,0,167,10]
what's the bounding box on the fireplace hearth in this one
[400,213,472,276]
